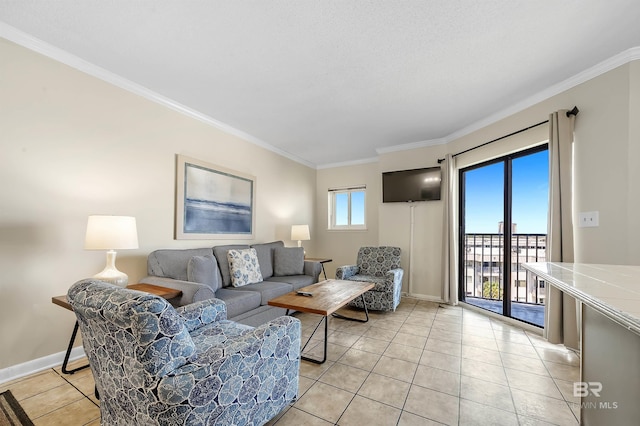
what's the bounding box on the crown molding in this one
[370,46,640,163]
[3,21,638,170]
[376,137,447,155]
[317,156,379,170]
[443,46,640,144]
[0,23,315,169]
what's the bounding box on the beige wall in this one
[321,60,639,302]
[315,162,380,279]
[0,39,316,371]
[464,61,639,267]
[627,60,640,262]
[378,144,448,300]
[3,34,639,376]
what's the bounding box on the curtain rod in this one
[437,106,579,163]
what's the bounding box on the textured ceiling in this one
[2,1,640,167]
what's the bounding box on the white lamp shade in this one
[84,215,139,250]
[291,224,310,241]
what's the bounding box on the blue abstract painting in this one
[177,156,254,238]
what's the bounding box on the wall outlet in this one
[579,211,599,227]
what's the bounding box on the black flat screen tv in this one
[382,167,442,203]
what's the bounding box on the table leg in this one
[331,294,370,323]
[61,321,90,375]
[300,315,328,364]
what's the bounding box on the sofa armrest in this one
[303,260,322,282]
[385,268,404,285]
[336,265,359,280]
[176,298,227,331]
[234,315,301,358]
[139,276,216,306]
[157,316,301,408]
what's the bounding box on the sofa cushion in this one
[264,275,315,291]
[148,248,214,280]
[341,274,389,292]
[228,281,293,305]
[227,248,263,287]
[213,244,250,287]
[187,254,220,292]
[229,305,288,327]
[213,288,262,319]
[273,247,304,276]
[250,241,285,279]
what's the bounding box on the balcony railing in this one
[463,233,546,306]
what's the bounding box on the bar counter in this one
[523,262,640,425]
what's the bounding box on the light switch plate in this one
[579,211,599,227]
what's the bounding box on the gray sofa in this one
[140,241,322,327]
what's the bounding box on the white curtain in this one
[441,154,458,305]
[545,109,579,350]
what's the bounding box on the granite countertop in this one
[523,262,640,336]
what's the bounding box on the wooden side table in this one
[126,283,182,299]
[52,283,183,374]
[305,257,332,280]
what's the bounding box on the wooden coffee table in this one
[268,279,374,364]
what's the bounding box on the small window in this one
[328,186,366,230]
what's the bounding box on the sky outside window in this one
[465,149,548,234]
[334,190,365,226]
[512,150,549,234]
[335,193,349,226]
[351,191,365,225]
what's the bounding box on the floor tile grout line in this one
[313,301,438,425]
[276,301,569,426]
[8,299,580,426]
[397,303,448,425]
[313,311,399,425]
[495,326,581,425]
[20,380,90,421]
[52,366,102,420]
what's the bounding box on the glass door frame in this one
[457,143,548,323]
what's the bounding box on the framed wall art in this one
[175,155,256,239]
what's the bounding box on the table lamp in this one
[84,215,138,287]
[291,224,310,255]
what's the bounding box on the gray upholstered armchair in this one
[335,246,404,311]
[68,279,300,426]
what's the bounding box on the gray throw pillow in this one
[187,254,220,292]
[273,247,304,276]
[250,241,285,279]
[213,244,250,287]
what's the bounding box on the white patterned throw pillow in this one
[227,248,263,287]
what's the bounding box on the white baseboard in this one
[0,346,86,385]
[402,292,444,303]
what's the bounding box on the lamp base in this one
[93,250,129,287]
[297,241,307,257]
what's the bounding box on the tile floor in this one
[1,298,581,425]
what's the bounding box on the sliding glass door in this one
[459,145,548,326]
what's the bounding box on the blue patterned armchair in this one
[68,279,300,426]
[335,246,404,312]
